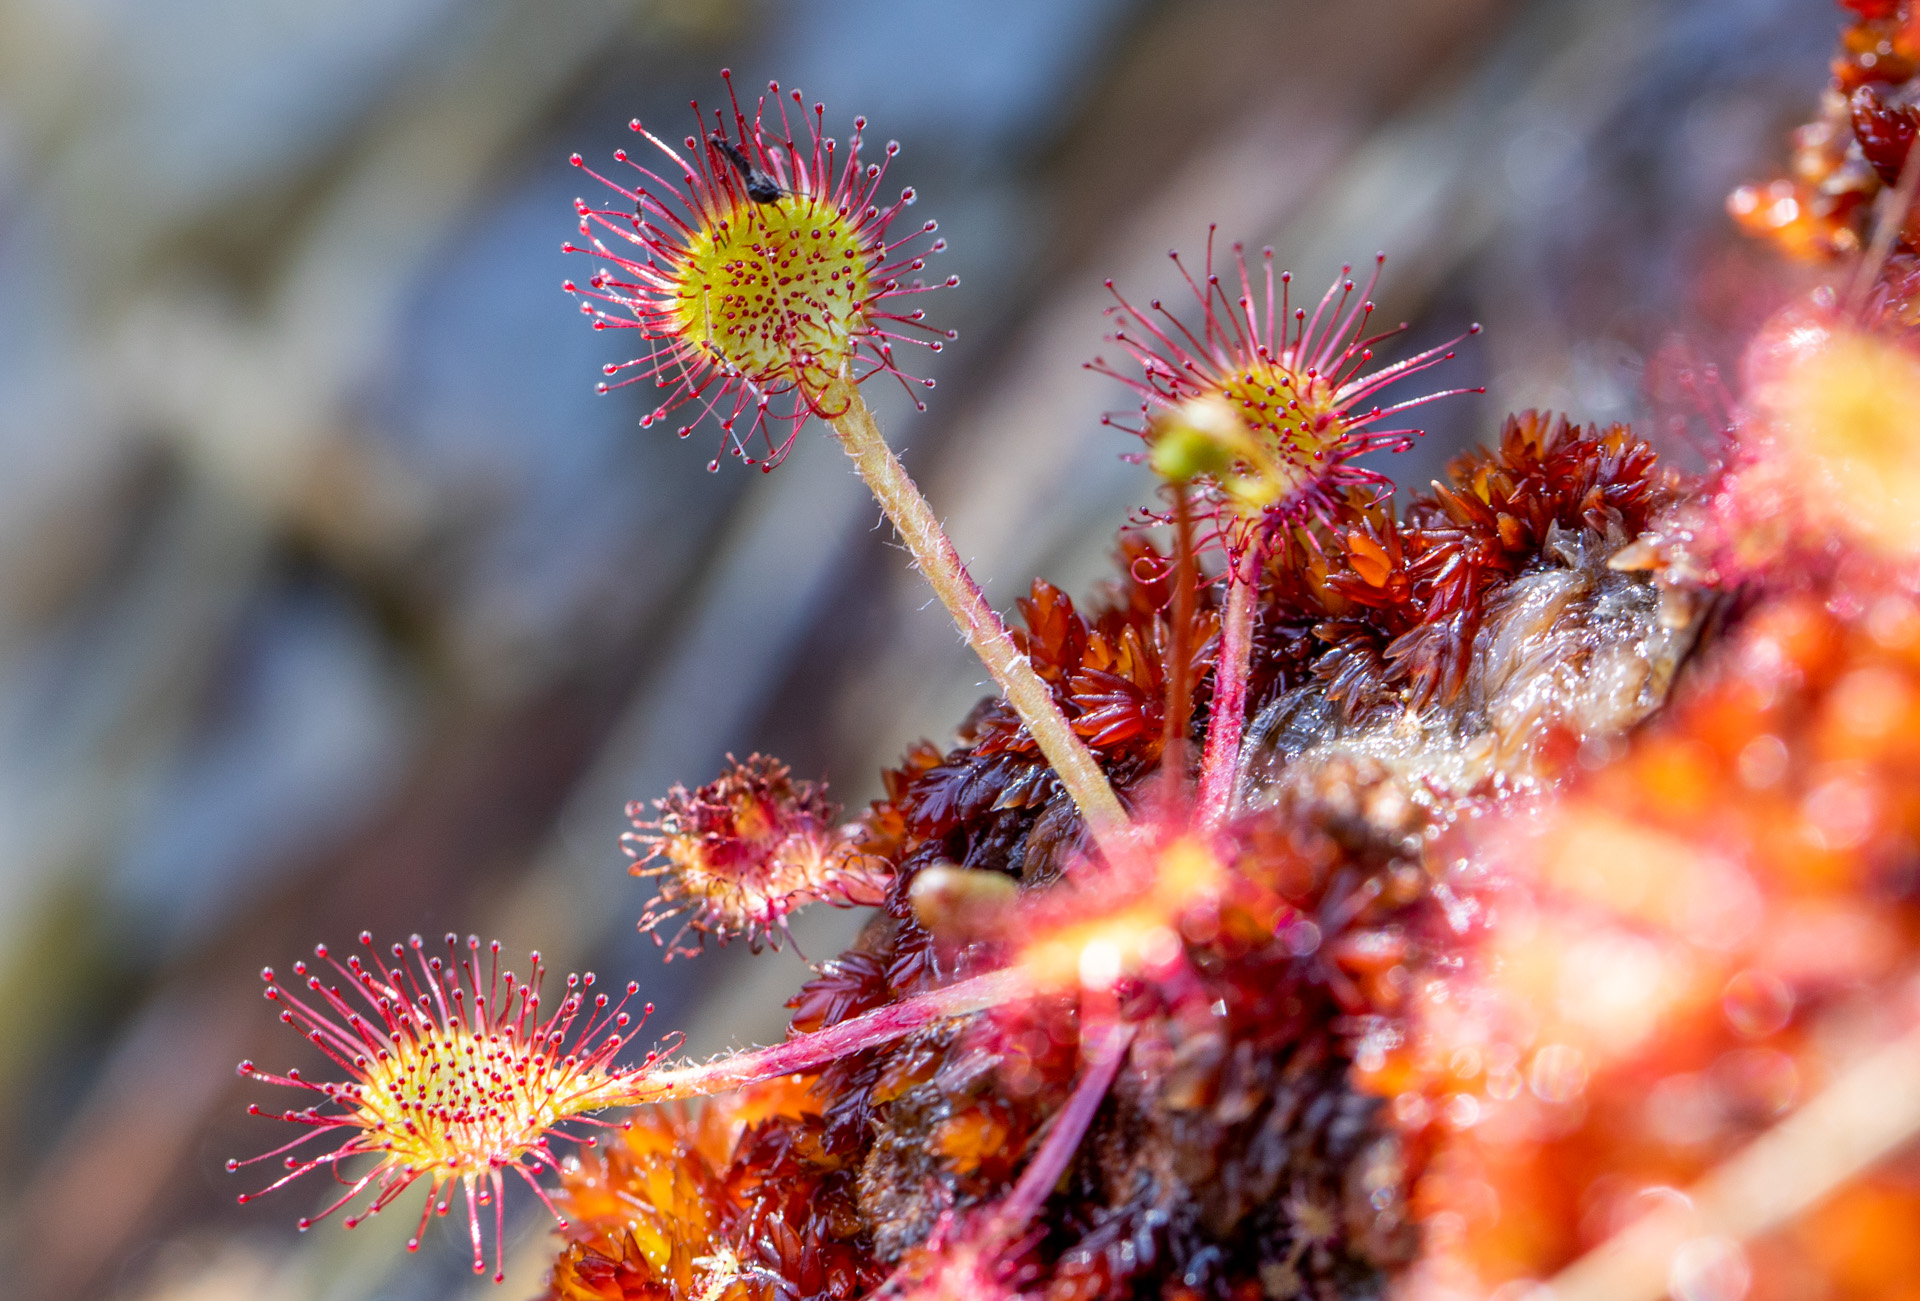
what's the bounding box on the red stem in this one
[614,969,1019,1105]
[995,1020,1134,1231]
[1196,546,1257,823]
[826,387,1131,857]
[1160,486,1198,812]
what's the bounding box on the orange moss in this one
[1402,585,1920,1298]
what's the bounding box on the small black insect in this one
[708,133,784,204]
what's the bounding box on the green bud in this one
[1149,395,1247,484]
[1151,424,1235,482]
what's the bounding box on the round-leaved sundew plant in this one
[1094,237,1481,820]
[229,934,662,1282]
[233,929,1020,1277]
[624,752,890,957]
[221,19,1920,1300]
[566,71,1133,854]
[564,69,953,472]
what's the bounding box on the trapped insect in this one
[708,132,784,203]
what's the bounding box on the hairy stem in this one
[825,385,1130,851]
[613,968,1020,1105]
[1546,1014,1920,1301]
[1196,546,1257,823]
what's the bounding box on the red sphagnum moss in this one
[232,21,1920,1300]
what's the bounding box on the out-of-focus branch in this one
[1547,1016,1920,1301]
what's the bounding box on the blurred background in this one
[0,0,1838,1297]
